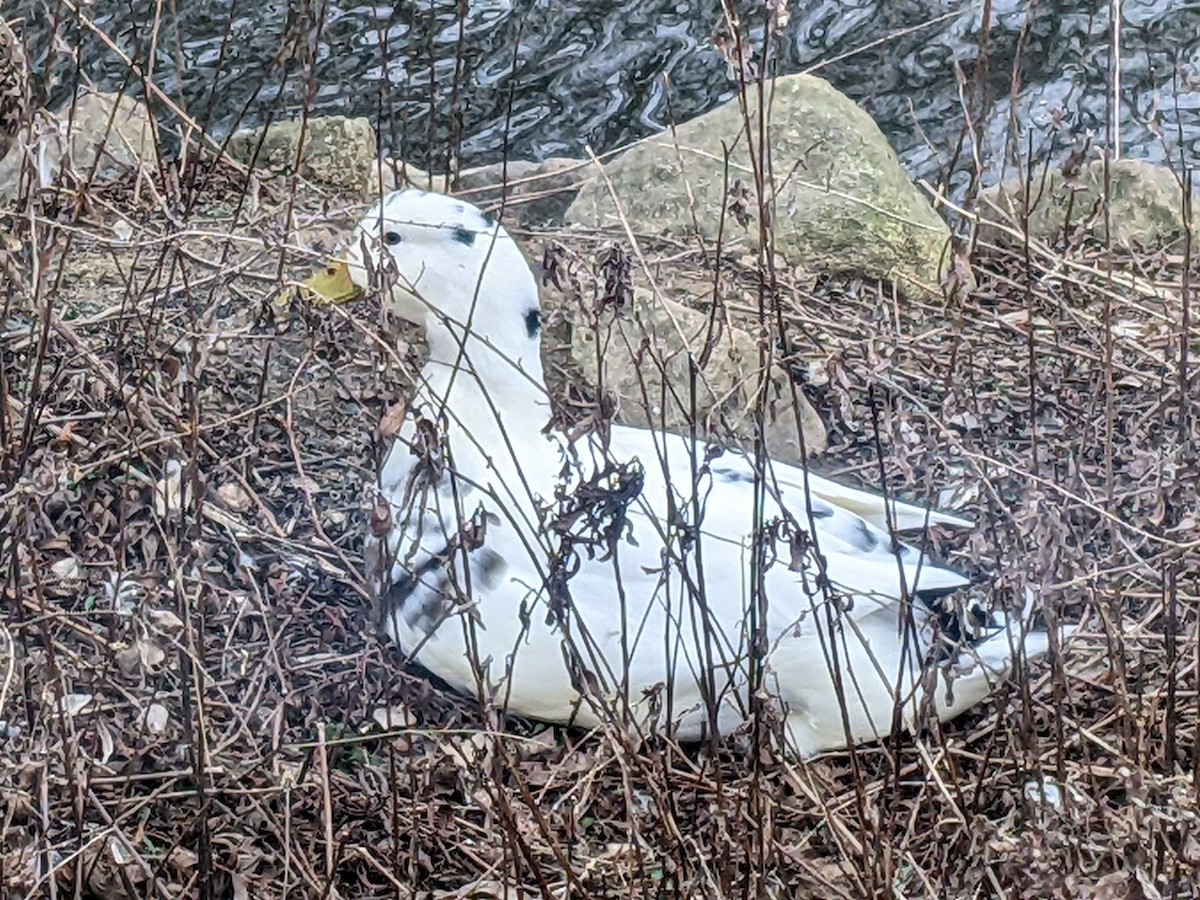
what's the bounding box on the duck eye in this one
[384,231,402,246]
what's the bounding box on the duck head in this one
[307,190,544,364]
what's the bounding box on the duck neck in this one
[415,315,553,490]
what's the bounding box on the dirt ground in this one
[2,161,1199,898]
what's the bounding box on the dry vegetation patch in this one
[2,165,1199,897]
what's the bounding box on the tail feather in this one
[931,587,1071,723]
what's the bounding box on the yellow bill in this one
[282,260,363,306]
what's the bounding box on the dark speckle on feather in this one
[854,519,880,552]
[388,543,507,632]
[810,502,834,519]
[524,308,541,338]
[388,567,449,633]
[452,225,476,246]
[387,555,443,605]
[476,548,507,589]
[712,467,754,484]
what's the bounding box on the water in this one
[19,0,1200,191]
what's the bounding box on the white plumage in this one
[339,188,1057,757]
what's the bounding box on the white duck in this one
[325,188,1056,757]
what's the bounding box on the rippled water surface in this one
[23,0,1200,187]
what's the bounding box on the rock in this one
[64,92,157,179]
[0,16,26,160]
[455,157,588,225]
[553,287,827,461]
[979,157,1188,249]
[365,159,460,199]
[0,91,156,202]
[360,156,587,220]
[565,74,953,300]
[228,116,378,197]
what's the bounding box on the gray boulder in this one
[0,91,157,202]
[1,16,25,160]
[455,157,588,225]
[980,157,1188,249]
[566,74,953,300]
[228,116,378,198]
[553,286,827,461]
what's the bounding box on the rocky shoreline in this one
[3,72,1190,466]
[4,71,1188,274]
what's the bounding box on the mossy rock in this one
[979,158,1188,250]
[0,16,25,160]
[0,91,157,203]
[551,287,827,461]
[565,73,953,301]
[454,157,588,225]
[228,116,378,198]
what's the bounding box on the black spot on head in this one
[477,210,495,229]
[524,308,541,339]
[452,225,476,246]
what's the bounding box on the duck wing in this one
[579,425,973,612]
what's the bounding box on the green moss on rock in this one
[565,73,953,300]
[228,116,378,198]
[980,158,1188,250]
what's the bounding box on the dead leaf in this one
[153,460,187,517]
[370,704,414,731]
[146,607,185,631]
[144,703,169,734]
[138,639,166,671]
[167,847,198,873]
[95,720,115,765]
[50,556,81,581]
[216,482,252,512]
[113,643,141,677]
[60,693,93,717]
[108,836,134,866]
[377,398,409,440]
[290,474,320,495]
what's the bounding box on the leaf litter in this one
[1,163,1198,897]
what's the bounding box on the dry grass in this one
[2,151,1198,898]
[4,3,1200,895]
